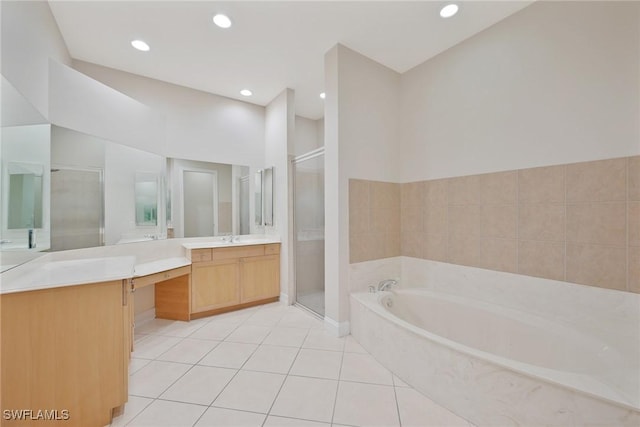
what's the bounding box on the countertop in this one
[182,236,281,249]
[0,236,282,295]
[0,256,136,295]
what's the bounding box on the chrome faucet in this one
[377,279,398,292]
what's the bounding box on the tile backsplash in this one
[349,156,640,294]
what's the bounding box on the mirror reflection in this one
[7,162,43,229]
[254,170,263,226]
[263,167,274,227]
[135,173,158,227]
[1,123,51,251]
[167,158,250,238]
[1,76,258,264]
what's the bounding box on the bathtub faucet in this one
[377,279,398,292]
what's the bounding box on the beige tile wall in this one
[349,180,400,263]
[349,156,640,294]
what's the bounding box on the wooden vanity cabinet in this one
[188,243,280,317]
[191,258,240,313]
[0,280,131,427]
[240,254,280,303]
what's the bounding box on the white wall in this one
[294,115,323,156]
[324,44,400,333]
[51,125,105,170]
[73,60,266,168]
[1,76,47,127]
[0,1,71,118]
[264,89,295,302]
[400,0,640,182]
[48,60,165,155]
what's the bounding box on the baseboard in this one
[280,293,290,305]
[324,316,350,337]
[134,308,155,328]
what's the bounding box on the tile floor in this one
[111,302,475,427]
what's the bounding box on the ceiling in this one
[48,1,533,120]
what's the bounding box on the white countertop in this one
[134,257,191,277]
[0,236,282,295]
[0,256,136,295]
[182,237,281,249]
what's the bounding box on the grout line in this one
[126,304,325,427]
[626,158,629,291]
[516,171,519,274]
[114,395,154,427]
[393,381,403,427]
[564,165,568,282]
[329,344,347,425]
[190,305,280,427]
[261,322,313,426]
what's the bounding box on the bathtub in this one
[350,288,640,426]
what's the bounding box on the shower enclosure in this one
[292,148,325,316]
[50,167,104,251]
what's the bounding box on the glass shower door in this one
[293,149,325,316]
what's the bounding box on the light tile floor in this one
[111,302,475,427]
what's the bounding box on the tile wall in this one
[349,180,401,263]
[349,156,640,294]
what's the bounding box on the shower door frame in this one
[291,147,325,317]
[50,164,105,249]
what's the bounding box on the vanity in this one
[0,236,280,427]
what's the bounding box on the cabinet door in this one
[0,281,126,427]
[191,259,240,313]
[240,255,280,303]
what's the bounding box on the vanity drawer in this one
[212,245,264,260]
[134,265,191,289]
[264,243,280,255]
[189,248,212,263]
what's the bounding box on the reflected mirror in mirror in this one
[135,173,158,226]
[255,169,263,226]
[7,163,43,229]
[1,121,51,253]
[263,167,274,227]
[167,158,251,238]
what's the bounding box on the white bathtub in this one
[351,287,640,426]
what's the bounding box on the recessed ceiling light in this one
[131,40,150,51]
[240,89,252,97]
[440,4,459,18]
[213,14,232,29]
[319,92,326,99]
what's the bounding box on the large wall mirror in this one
[0,76,256,269]
[1,65,268,277]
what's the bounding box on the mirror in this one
[1,73,257,267]
[1,122,51,252]
[264,167,274,227]
[167,158,251,238]
[7,162,44,229]
[135,173,158,226]
[255,169,263,226]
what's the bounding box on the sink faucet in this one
[377,279,398,292]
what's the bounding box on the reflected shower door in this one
[239,175,250,235]
[293,149,325,316]
[50,167,103,251]
[183,170,218,237]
